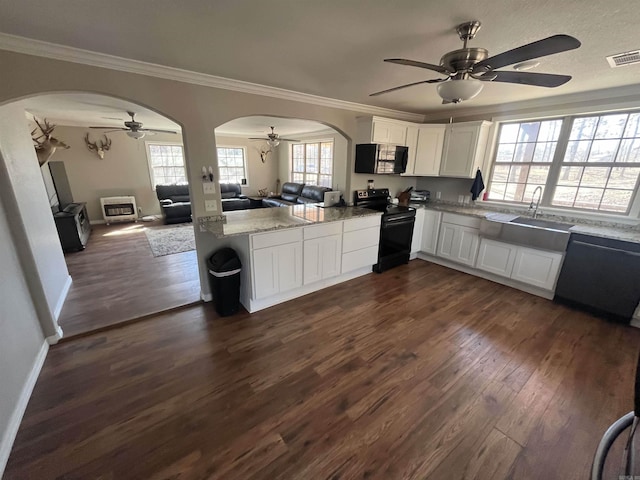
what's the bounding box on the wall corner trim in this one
[53,275,72,321]
[0,340,48,477]
[0,32,425,123]
[46,325,64,345]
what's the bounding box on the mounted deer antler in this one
[257,146,272,163]
[84,133,112,159]
[31,118,70,166]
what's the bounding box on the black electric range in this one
[353,188,416,273]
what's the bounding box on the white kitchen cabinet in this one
[436,222,480,266]
[420,210,442,255]
[411,208,425,254]
[414,125,446,176]
[341,215,381,273]
[511,246,563,290]
[357,116,409,145]
[440,121,492,178]
[303,234,342,285]
[403,125,419,176]
[251,234,303,300]
[476,238,518,278]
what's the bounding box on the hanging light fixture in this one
[267,137,280,148]
[126,130,146,139]
[436,79,484,104]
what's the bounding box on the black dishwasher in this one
[555,233,640,322]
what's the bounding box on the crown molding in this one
[0,32,424,123]
[423,83,640,122]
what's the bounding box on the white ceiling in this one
[20,93,181,130]
[215,116,335,137]
[2,0,640,114]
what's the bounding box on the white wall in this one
[43,126,180,221]
[214,135,279,196]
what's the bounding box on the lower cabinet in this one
[303,234,342,285]
[252,242,303,299]
[341,215,382,273]
[436,222,480,266]
[420,210,441,255]
[476,238,563,290]
[411,208,425,254]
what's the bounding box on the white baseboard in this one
[200,291,213,302]
[53,275,72,321]
[46,325,64,345]
[0,340,48,477]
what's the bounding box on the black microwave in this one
[355,144,408,174]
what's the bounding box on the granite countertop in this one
[410,202,640,244]
[199,204,382,238]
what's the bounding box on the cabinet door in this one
[421,210,442,255]
[456,227,480,266]
[476,238,517,278]
[414,125,445,176]
[304,234,342,284]
[436,223,458,260]
[277,242,303,293]
[411,208,425,254]
[440,124,478,177]
[321,234,342,279]
[372,119,406,145]
[511,247,563,290]
[403,126,419,176]
[252,246,279,299]
[303,238,323,285]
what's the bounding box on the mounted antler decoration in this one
[257,146,272,163]
[31,117,70,166]
[85,133,112,159]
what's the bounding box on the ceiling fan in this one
[370,21,581,104]
[89,111,178,139]
[249,126,300,147]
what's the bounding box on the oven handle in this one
[382,215,416,225]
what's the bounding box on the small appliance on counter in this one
[410,190,431,203]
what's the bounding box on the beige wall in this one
[45,126,180,221]
[214,135,279,196]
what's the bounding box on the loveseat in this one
[156,184,192,224]
[219,183,250,211]
[262,182,331,207]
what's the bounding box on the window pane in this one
[588,139,619,163]
[553,186,578,206]
[304,174,317,185]
[624,113,640,137]
[564,140,591,162]
[319,175,332,187]
[499,124,519,143]
[594,114,627,139]
[600,190,633,212]
[504,183,525,202]
[607,167,640,189]
[570,117,598,140]
[513,143,535,163]
[581,167,609,188]
[496,144,515,162]
[517,122,540,142]
[538,120,563,142]
[508,165,529,183]
[617,138,640,163]
[527,165,550,184]
[292,173,304,183]
[491,165,510,182]
[532,142,557,163]
[557,166,583,186]
[523,184,543,203]
[574,187,604,209]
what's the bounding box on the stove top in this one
[353,188,416,219]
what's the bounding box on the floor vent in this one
[606,50,640,68]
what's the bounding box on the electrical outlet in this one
[464,195,471,204]
[458,195,464,204]
[203,182,216,195]
[204,200,217,212]
[436,191,441,200]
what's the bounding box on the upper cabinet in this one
[403,124,446,177]
[357,116,408,146]
[439,121,492,178]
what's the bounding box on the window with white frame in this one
[217,147,247,185]
[146,143,187,187]
[487,111,640,214]
[291,141,333,187]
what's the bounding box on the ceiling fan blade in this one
[485,71,572,87]
[249,137,268,140]
[370,78,446,97]
[473,34,581,72]
[142,128,178,134]
[278,138,301,142]
[90,126,127,130]
[384,58,451,75]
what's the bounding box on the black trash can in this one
[207,247,242,317]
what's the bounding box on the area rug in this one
[144,224,196,257]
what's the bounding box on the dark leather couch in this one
[220,183,250,211]
[262,182,331,207]
[156,184,192,224]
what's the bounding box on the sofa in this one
[219,183,250,211]
[156,184,192,224]
[262,182,331,207]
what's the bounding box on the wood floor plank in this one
[5,260,640,479]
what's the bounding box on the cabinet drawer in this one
[343,227,380,253]
[342,245,378,273]
[303,221,343,240]
[343,215,381,232]
[251,228,303,250]
[441,213,481,229]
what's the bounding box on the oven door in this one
[375,214,415,272]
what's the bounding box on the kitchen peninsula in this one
[199,204,383,313]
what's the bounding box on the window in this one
[487,112,640,214]
[217,147,247,185]
[291,141,333,187]
[146,143,187,187]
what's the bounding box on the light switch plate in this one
[203,182,216,195]
[204,200,218,212]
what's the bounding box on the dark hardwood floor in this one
[6,260,639,479]
[58,220,200,338]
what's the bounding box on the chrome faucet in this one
[529,186,543,218]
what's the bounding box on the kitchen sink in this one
[509,216,573,232]
[480,214,574,252]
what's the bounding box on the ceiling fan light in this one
[267,138,280,148]
[436,79,484,103]
[127,130,146,139]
